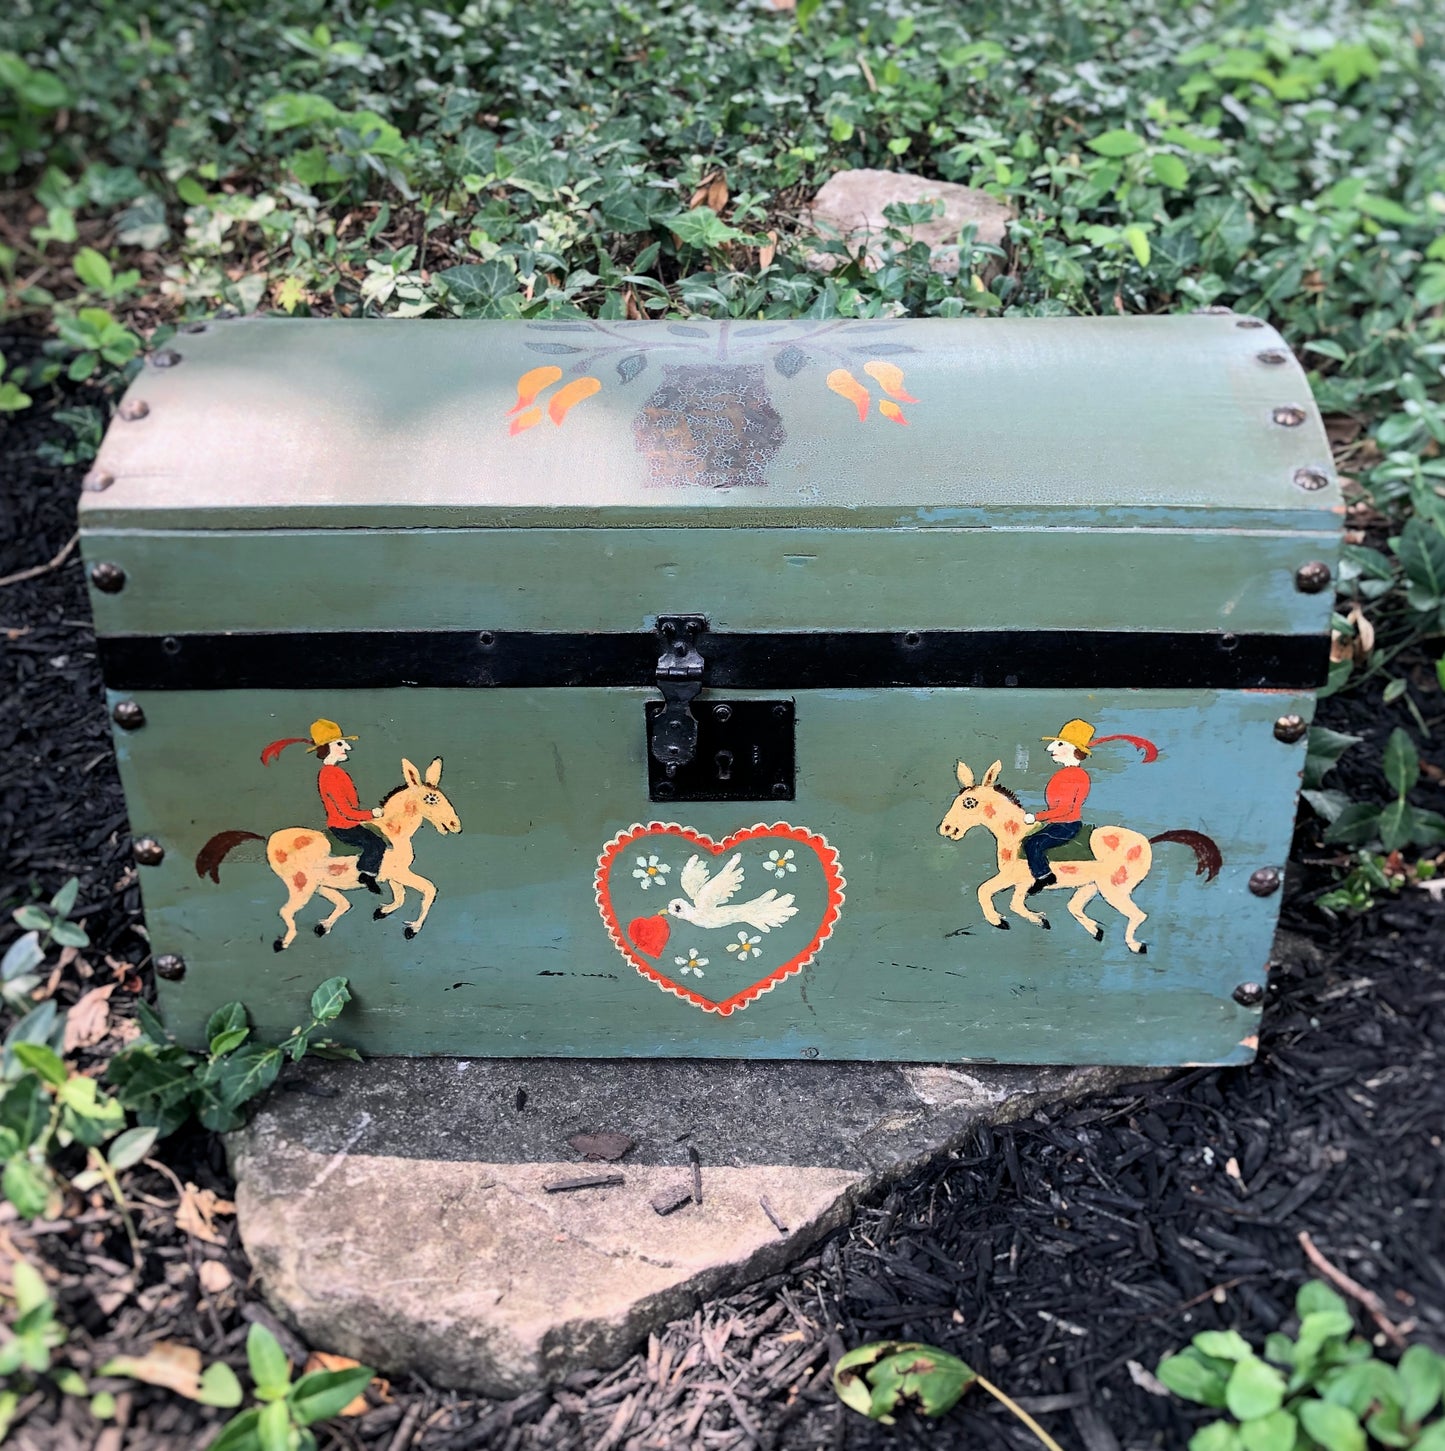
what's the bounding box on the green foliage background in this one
[3,0,1444,872]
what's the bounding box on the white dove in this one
[665,853,798,932]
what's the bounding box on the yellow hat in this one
[305,718,358,753]
[1042,719,1095,755]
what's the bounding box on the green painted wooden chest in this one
[80,316,1339,1065]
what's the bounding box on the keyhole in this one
[715,749,734,781]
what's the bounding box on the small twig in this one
[689,1145,703,1206]
[543,1173,624,1193]
[87,1146,144,1270]
[0,530,79,589]
[385,1399,425,1451]
[759,1195,789,1234]
[1298,1230,1409,1349]
[857,50,878,93]
[976,1376,1067,1451]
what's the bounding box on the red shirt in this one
[1037,765,1090,823]
[318,764,373,829]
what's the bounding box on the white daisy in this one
[727,931,762,962]
[632,854,671,890]
[763,848,796,877]
[674,948,708,978]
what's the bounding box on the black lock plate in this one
[646,699,795,803]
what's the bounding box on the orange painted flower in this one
[863,359,918,403]
[507,365,563,417]
[878,399,909,425]
[826,368,870,422]
[508,405,543,436]
[547,375,602,425]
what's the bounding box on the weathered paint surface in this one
[83,525,1336,637]
[112,686,1309,1065]
[80,316,1339,532]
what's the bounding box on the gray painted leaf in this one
[773,345,809,378]
[617,352,648,383]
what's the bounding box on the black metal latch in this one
[646,615,796,803]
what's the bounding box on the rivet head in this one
[112,699,146,730]
[148,348,182,369]
[1295,561,1332,594]
[1257,349,1289,366]
[772,782,791,798]
[1193,305,1235,315]
[1273,714,1307,744]
[1293,466,1330,492]
[714,703,732,722]
[82,468,115,492]
[133,837,165,867]
[119,398,150,421]
[1272,404,1307,427]
[1236,316,1266,328]
[1233,981,1266,1007]
[155,953,186,982]
[90,561,126,593]
[1248,867,1281,898]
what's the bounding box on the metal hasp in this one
[646,615,796,802]
[650,615,708,771]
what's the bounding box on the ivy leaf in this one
[1382,728,1419,796]
[13,1043,67,1088]
[1394,517,1445,611]
[1088,129,1146,156]
[1239,1410,1297,1451]
[207,1043,283,1111]
[1303,727,1361,789]
[1376,798,1415,853]
[310,976,351,1024]
[1322,803,1381,847]
[2,932,44,982]
[3,1158,52,1217]
[207,1002,248,1043]
[1152,153,1191,189]
[107,1125,159,1171]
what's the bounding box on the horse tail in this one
[1149,830,1222,883]
[195,830,265,883]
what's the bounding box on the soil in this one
[1,338,1442,1450]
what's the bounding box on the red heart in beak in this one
[628,912,671,958]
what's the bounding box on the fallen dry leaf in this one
[175,1184,236,1246]
[759,229,778,269]
[101,1341,205,1398]
[303,1351,392,1413]
[568,1131,636,1161]
[64,984,116,1052]
[689,170,728,213]
[197,1260,233,1295]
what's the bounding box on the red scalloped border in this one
[594,822,846,1016]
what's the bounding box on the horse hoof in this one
[1131,941,1148,955]
[314,923,327,937]
[993,919,1010,931]
[1038,917,1051,931]
[1090,926,1104,942]
[272,939,286,953]
[373,908,387,922]
[403,926,417,941]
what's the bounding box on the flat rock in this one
[806,168,1014,275]
[231,1058,1146,1394]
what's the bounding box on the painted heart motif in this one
[595,822,845,1016]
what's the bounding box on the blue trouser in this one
[1024,821,1080,879]
[330,823,386,878]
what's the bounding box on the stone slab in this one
[806,168,1014,275]
[231,1058,1149,1394]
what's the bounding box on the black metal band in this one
[98,628,1329,692]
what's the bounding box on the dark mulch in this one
[2,339,1442,1450]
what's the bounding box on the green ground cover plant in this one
[3,1,1442,902]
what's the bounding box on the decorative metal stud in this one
[1272,405,1307,427]
[1273,714,1307,744]
[112,699,146,730]
[148,348,182,368]
[1295,561,1332,594]
[1257,349,1289,365]
[155,953,187,981]
[119,398,150,421]
[133,837,165,867]
[1293,467,1330,492]
[1248,867,1281,897]
[82,468,115,492]
[1193,305,1235,315]
[181,321,210,334]
[1235,316,1266,328]
[90,561,126,593]
[1233,982,1265,1007]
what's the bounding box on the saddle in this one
[1023,822,1098,864]
[324,827,370,857]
